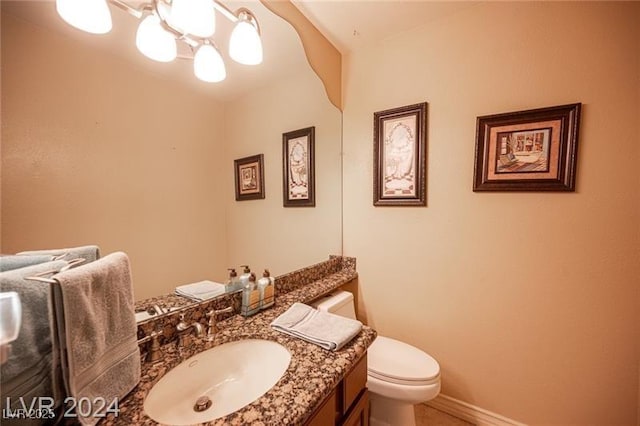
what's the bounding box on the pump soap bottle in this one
[225,268,240,292]
[257,269,275,310]
[239,265,251,288]
[241,273,260,317]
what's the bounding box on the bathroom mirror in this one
[0,0,342,317]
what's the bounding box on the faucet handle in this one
[137,328,163,363]
[206,306,233,319]
[205,306,233,341]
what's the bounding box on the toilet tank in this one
[310,290,356,320]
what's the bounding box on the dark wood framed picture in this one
[282,126,315,207]
[373,102,427,206]
[473,103,581,192]
[234,154,265,201]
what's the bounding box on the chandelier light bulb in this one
[136,14,177,63]
[170,0,215,38]
[56,0,112,34]
[229,14,263,65]
[194,43,226,83]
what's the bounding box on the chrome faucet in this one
[205,306,233,341]
[176,314,204,348]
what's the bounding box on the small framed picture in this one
[234,154,265,201]
[373,102,428,206]
[282,127,315,207]
[473,103,581,191]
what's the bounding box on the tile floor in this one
[415,404,475,426]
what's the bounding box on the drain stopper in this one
[194,396,212,412]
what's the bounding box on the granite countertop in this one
[100,268,376,426]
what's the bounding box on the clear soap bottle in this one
[225,268,240,293]
[257,269,275,310]
[241,273,260,317]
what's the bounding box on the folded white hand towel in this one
[271,302,362,351]
[175,280,226,301]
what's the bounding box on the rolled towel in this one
[18,245,101,263]
[175,280,226,301]
[0,254,56,272]
[271,302,362,351]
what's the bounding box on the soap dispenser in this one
[239,265,252,288]
[257,269,275,310]
[225,268,240,293]
[241,273,260,317]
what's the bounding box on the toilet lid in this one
[368,336,440,385]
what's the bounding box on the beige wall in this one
[1,13,229,301]
[1,8,342,301]
[342,2,639,425]
[224,69,342,276]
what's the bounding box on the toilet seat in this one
[368,336,440,386]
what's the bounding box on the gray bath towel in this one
[18,245,101,263]
[271,302,363,351]
[0,260,69,416]
[0,254,55,272]
[51,252,140,426]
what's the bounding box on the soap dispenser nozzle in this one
[240,265,251,274]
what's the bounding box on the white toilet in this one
[312,290,441,426]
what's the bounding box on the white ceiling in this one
[293,0,476,54]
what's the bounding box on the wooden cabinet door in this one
[305,389,338,426]
[305,353,369,426]
[341,390,369,426]
[342,354,367,416]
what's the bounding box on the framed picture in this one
[473,103,581,192]
[282,126,315,207]
[234,154,265,201]
[373,102,427,206]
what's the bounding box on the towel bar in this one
[23,258,87,283]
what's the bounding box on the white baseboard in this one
[426,394,527,426]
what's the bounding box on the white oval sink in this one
[144,339,291,425]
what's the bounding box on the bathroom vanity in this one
[306,353,369,426]
[97,257,375,426]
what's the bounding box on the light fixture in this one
[194,43,226,83]
[229,9,263,66]
[56,0,113,34]
[169,0,215,38]
[55,0,264,83]
[136,13,177,63]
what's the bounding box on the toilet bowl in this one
[311,291,441,426]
